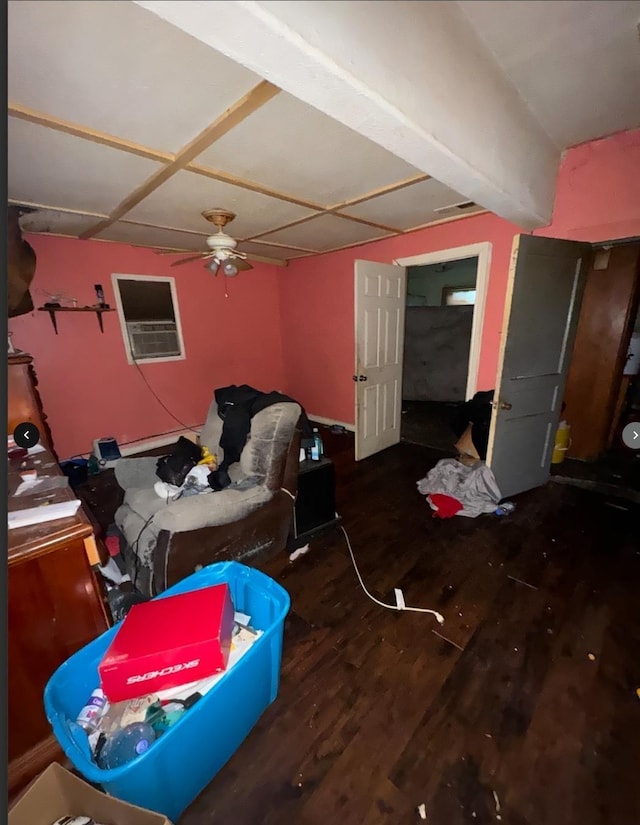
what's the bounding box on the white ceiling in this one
[8,0,639,263]
[458,0,640,148]
[8,0,262,151]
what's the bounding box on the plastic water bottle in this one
[495,501,516,516]
[97,722,156,769]
[75,688,108,733]
[310,428,323,461]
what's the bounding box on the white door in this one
[354,260,407,460]
[487,234,590,498]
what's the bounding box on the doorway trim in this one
[395,241,492,401]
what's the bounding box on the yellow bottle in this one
[552,420,571,464]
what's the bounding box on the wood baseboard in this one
[307,414,355,432]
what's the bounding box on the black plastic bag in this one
[107,586,148,623]
[155,436,201,487]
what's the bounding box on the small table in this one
[74,467,123,537]
[291,457,341,548]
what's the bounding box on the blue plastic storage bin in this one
[44,561,290,821]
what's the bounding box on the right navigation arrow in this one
[622,421,640,449]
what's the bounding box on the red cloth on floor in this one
[427,493,463,519]
[105,535,120,557]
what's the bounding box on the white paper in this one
[8,499,81,528]
[154,629,263,702]
[15,479,40,496]
[14,475,69,497]
[27,443,46,455]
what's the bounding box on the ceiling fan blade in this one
[243,251,288,267]
[170,253,213,267]
[232,257,253,271]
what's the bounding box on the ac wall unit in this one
[126,320,180,359]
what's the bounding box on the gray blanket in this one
[417,458,502,518]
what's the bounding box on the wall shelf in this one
[37,306,115,334]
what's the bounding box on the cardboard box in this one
[455,423,481,461]
[9,762,172,825]
[99,583,234,702]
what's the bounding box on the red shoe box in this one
[99,584,234,702]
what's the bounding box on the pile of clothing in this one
[417,458,501,519]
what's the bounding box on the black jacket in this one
[208,384,312,490]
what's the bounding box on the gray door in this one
[487,235,590,498]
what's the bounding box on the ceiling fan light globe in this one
[222,261,239,277]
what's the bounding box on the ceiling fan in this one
[158,209,253,277]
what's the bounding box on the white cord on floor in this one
[339,524,445,624]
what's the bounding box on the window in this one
[442,286,476,306]
[112,274,185,364]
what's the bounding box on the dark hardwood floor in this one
[178,429,640,825]
[551,450,640,503]
[400,399,461,453]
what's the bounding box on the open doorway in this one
[402,256,478,449]
[395,243,491,452]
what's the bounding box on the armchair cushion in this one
[114,398,301,595]
[237,401,300,485]
[116,483,273,565]
[114,456,160,491]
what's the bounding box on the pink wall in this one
[9,129,639,455]
[278,214,520,420]
[9,235,285,459]
[280,128,640,425]
[546,128,640,243]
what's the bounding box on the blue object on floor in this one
[44,561,291,822]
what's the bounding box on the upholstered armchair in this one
[113,399,302,598]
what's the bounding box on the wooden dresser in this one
[8,443,109,795]
[8,353,56,457]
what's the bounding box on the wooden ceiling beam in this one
[246,208,402,243]
[118,218,208,236]
[332,212,402,234]
[240,239,319,253]
[245,211,328,242]
[8,103,431,222]
[296,209,491,259]
[9,98,444,248]
[165,80,280,168]
[10,88,478,252]
[7,198,109,219]
[187,163,325,212]
[8,102,173,163]
[80,80,281,239]
[324,174,431,213]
